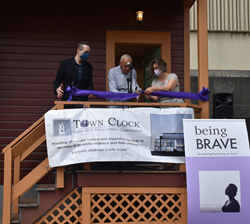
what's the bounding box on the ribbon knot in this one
[66,86,77,101]
[198,87,210,101]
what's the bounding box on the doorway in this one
[115,43,161,91]
[106,31,172,94]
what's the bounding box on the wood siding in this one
[0,0,185,184]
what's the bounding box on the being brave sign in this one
[195,126,237,150]
[183,119,249,157]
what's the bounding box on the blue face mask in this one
[80,52,89,61]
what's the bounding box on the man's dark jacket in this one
[53,57,93,101]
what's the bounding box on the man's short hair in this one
[120,54,132,62]
[76,41,90,50]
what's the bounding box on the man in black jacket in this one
[53,41,94,103]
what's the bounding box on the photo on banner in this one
[150,114,192,157]
[53,119,71,136]
[183,119,250,224]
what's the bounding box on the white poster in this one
[183,119,250,224]
[45,107,194,167]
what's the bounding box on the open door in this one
[143,46,161,90]
[115,43,161,92]
[106,31,171,92]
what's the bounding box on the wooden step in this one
[0,213,20,224]
[35,184,56,191]
[18,198,38,207]
[20,173,74,224]
[11,213,20,224]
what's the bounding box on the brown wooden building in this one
[0,0,210,223]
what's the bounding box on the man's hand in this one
[56,83,64,98]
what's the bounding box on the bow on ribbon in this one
[66,86,210,102]
[198,87,210,101]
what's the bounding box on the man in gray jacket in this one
[108,54,141,107]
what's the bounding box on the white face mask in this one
[154,69,162,76]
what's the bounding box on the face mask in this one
[80,52,89,61]
[154,69,162,76]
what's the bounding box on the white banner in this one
[45,107,194,167]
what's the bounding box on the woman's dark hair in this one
[150,58,167,75]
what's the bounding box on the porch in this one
[2,101,201,223]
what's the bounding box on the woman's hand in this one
[144,87,158,101]
[145,87,158,101]
[145,94,151,99]
[144,87,155,95]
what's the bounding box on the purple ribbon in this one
[66,86,210,101]
[142,86,210,101]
